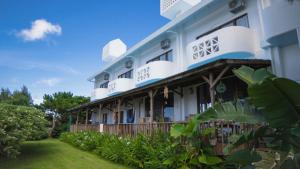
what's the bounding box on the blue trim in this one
[187,52,254,70]
[136,78,161,88]
[108,91,123,97]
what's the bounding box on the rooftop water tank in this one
[160,0,202,20]
[102,39,127,62]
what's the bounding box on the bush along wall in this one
[0,103,48,158]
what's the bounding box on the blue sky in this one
[0,0,168,104]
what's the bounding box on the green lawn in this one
[0,139,130,169]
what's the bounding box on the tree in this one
[0,86,33,106]
[40,92,89,137]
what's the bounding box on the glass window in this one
[196,14,249,40]
[99,81,109,88]
[146,50,173,64]
[236,15,249,27]
[118,69,133,79]
[126,109,134,123]
[102,114,107,124]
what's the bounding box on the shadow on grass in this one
[0,139,60,168]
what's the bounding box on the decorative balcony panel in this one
[91,88,108,101]
[107,78,134,96]
[186,26,257,70]
[135,61,175,87]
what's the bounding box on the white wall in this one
[279,43,300,82]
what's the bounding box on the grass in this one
[0,139,130,169]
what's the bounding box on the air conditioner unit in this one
[104,73,109,80]
[161,39,171,50]
[125,60,133,69]
[229,0,246,14]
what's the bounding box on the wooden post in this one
[76,111,79,132]
[148,90,154,122]
[98,104,102,132]
[85,109,88,130]
[209,73,215,106]
[201,66,230,107]
[117,99,122,134]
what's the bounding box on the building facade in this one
[71,0,300,127]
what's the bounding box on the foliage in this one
[168,115,223,169]
[221,65,300,168]
[199,99,263,124]
[0,86,33,106]
[60,131,175,169]
[0,103,48,158]
[40,92,89,137]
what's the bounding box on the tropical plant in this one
[166,116,223,169]
[223,65,300,168]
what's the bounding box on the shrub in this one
[60,132,174,169]
[0,103,48,158]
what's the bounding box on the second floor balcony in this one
[107,78,134,96]
[135,60,175,87]
[186,26,257,70]
[91,88,108,101]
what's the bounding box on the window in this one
[146,50,173,64]
[118,69,133,79]
[196,14,249,40]
[102,114,107,124]
[99,81,109,88]
[126,109,134,123]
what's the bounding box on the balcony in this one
[260,0,300,45]
[91,88,108,101]
[186,26,257,70]
[107,78,134,96]
[135,60,175,87]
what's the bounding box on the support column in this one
[148,90,154,122]
[98,104,102,132]
[76,111,79,132]
[148,89,158,123]
[202,66,230,107]
[209,73,215,106]
[85,109,88,130]
[117,99,122,134]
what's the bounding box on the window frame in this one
[118,69,133,79]
[99,81,109,88]
[196,14,249,40]
[146,50,173,64]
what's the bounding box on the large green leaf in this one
[248,78,300,128]
[199,154,223,165]
[170,124,186,138]
[199,100,262,124]
[233,66,274,86]
[227,149,262,166]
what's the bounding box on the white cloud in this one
[35,78,62,87]
[33,95,43,105]
[18,19,62,41]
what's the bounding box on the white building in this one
[71,0,300,127]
